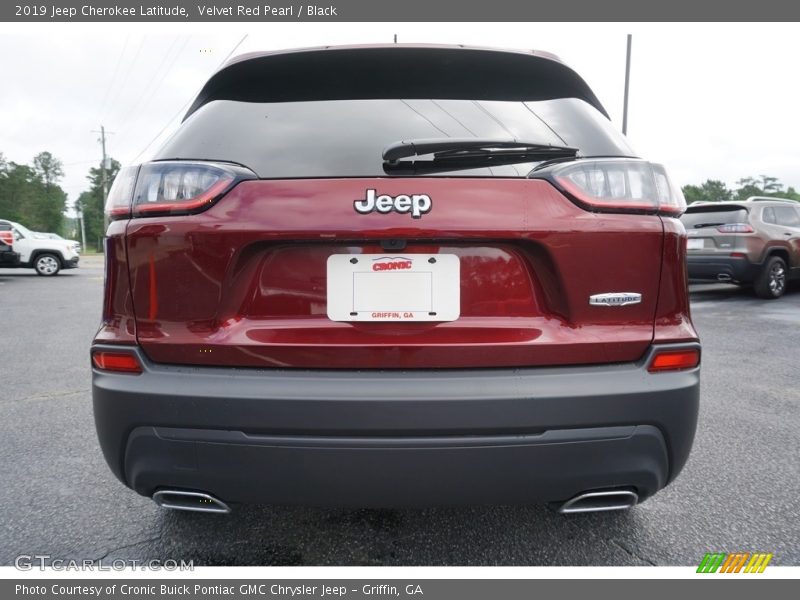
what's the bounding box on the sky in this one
[2,21,800,214]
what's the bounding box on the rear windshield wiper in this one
[382,138,578,174]
[692,222,725,229]
[383,138,579,162]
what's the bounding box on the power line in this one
[62,159,102,167]
[98,33,131,121]
[116,35,192,138]
[127,35,181,110]
[132,34,249,164]
[103,34,147,123]
[114,36,181,127]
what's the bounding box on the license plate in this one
[327,254,460,322]
[687,238,704,250]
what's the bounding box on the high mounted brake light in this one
[537,158,687,216]
[105,161,255,220]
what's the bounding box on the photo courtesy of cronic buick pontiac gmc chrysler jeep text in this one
[91,45,701,515]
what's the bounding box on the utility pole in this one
[78,201,87,251]
[97,125,110,204]
[622,34,632,135]
[92,125,113,241]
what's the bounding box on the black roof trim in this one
[684,203,751,212]
[184,46,609,121]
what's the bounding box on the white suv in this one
[0,219,80,276]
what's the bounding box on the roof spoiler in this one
[184,45,609,121]
[685,203,751,212]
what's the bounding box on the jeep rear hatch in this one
[123,177,665,368]
[107,46,686,369]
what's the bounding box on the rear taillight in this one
[717,223,754,233]
[647,348,700,373]
[91,350,142,374]
[105,166,139,220]
[0,231,13,246]
[133,161,236,216]
[539,158,686,216]
[105,161,255,220]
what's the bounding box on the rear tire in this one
[754,256,786,299]
[34,253,61,276]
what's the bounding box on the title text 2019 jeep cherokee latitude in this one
[91,45,700,514]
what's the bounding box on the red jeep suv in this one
[92,45,700,514]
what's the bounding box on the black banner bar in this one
[4,0,800,22]
[4,579,795,600]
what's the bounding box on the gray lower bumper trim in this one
[92,342,700,506]
[127,424,669,507]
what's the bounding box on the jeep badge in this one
[354,189,432,219]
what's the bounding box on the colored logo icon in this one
[697,552,773,573]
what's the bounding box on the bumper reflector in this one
[647,349,700,373]
[92,350,143,374]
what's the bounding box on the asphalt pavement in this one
[0,257,798,566]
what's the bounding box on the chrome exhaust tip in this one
[152,490,231,514]
[558,489,638,514]
[717,273,732,282]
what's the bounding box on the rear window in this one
[156,97,634,179]
[681,206,750,229]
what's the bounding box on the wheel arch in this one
[762,245,789,264]
[30,249,65,267]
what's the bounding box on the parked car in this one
[92,45,700,515]
[0,219,80,276]
[681,197,800,298]
[0,221,20,266]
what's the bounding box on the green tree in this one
[681,179,732,204]
[757,175,783,195]
[0,162,37,223]
[33,151,64,190]
[30,151,66,232]
[782,186,800,201]
[0,153,11,219]
[0,152,67,232]
[681,184,702,203]
[77,158,120,251]
[733,176,800,201]
[677,175,800,205]
[734,178,760,200]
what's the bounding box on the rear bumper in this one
[92,343,700,507]
[687,254,757,282]
[0,251,20,266]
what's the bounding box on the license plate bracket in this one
[687,238,704,250]
[327,254,460,322]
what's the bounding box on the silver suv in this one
[681,197,800,298]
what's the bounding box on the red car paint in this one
[97,177,695,369]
